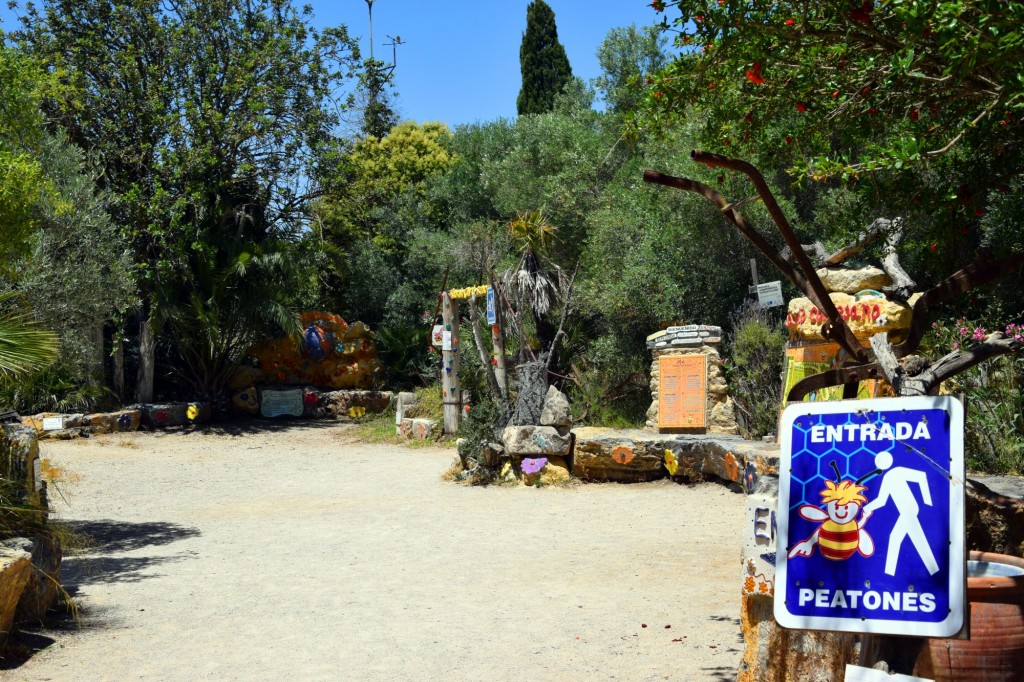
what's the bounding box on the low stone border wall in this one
[19,389,395,442]
[571,427,779,487]
[393,392,438,441]
[0,426,61,645]
[21,404,210,439]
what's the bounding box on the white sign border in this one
[774,395,965,637]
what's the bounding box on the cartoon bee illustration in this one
[788,461,877,560]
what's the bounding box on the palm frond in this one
[0,294,58,377]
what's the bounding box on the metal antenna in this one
[384,34,404,73]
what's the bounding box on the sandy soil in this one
[9,422,744,681]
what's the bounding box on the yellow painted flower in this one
[186,405,199,421]
[664,449,679,476]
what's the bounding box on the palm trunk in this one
[137,317,155,403]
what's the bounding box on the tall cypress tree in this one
[517,0,573,116]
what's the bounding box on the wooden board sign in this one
[658,355,707,430]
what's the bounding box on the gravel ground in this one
[9,422,744,681]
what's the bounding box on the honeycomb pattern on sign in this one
[788,411,896,510]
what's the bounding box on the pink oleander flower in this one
[973,327,987,341]
[952,341,960,350]
[958,326,969,337]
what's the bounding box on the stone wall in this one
[0,427,62,641]
[644,326,738,435]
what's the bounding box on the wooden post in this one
[490,283,509,399]
[441,292,461,435]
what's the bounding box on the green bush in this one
[727,302,787,439]
[0,363,114,415]
[929,319,1024,473]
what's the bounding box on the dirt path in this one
[10,423,743,681]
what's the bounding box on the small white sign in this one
[666,324,699,333]
[431,325,444,347]
[259,389,304,418]
[441,331,453,351]
[41,416,65,431]
[757,281,784,308]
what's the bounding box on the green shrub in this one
[0,363,114,415]
[727,302,787,439]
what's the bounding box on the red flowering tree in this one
[642,1,1024,183]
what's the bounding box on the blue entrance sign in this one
[486,286,496,325]
[775,396,965,637]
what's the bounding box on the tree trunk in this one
[468,294,502,401]
[113,336,126,403]
[510,361,547,426]
[137,318,155,403]
[90,322,105,387]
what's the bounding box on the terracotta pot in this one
[915,550,1024,681]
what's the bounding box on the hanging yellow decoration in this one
[448,285,490,301]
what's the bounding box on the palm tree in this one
[504,209,560,316]
[155,241,300,403]
[0,293,58,379]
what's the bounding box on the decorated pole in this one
[488,283,508,398]
[441,291,461,434]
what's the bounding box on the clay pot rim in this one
[968,550,1024,591]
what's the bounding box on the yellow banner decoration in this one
[448,285,490,300]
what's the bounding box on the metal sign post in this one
[775,396,965,637]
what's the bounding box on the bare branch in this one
[545,261,579,372]
[688,151,866,362]
[642,170,811,292]
[902,333,1023,396]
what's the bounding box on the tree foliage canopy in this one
[517,0,573,116]
[643,0,1024,181]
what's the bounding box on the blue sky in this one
[1,1,662,128]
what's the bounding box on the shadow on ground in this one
[183,418,351,438]
[709,614,744,644]
[60,519,201,554]
[56,519,200,587]
[0,519,202,668]
[702,665,739,681]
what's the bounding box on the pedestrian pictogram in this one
[775,396,965,637]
